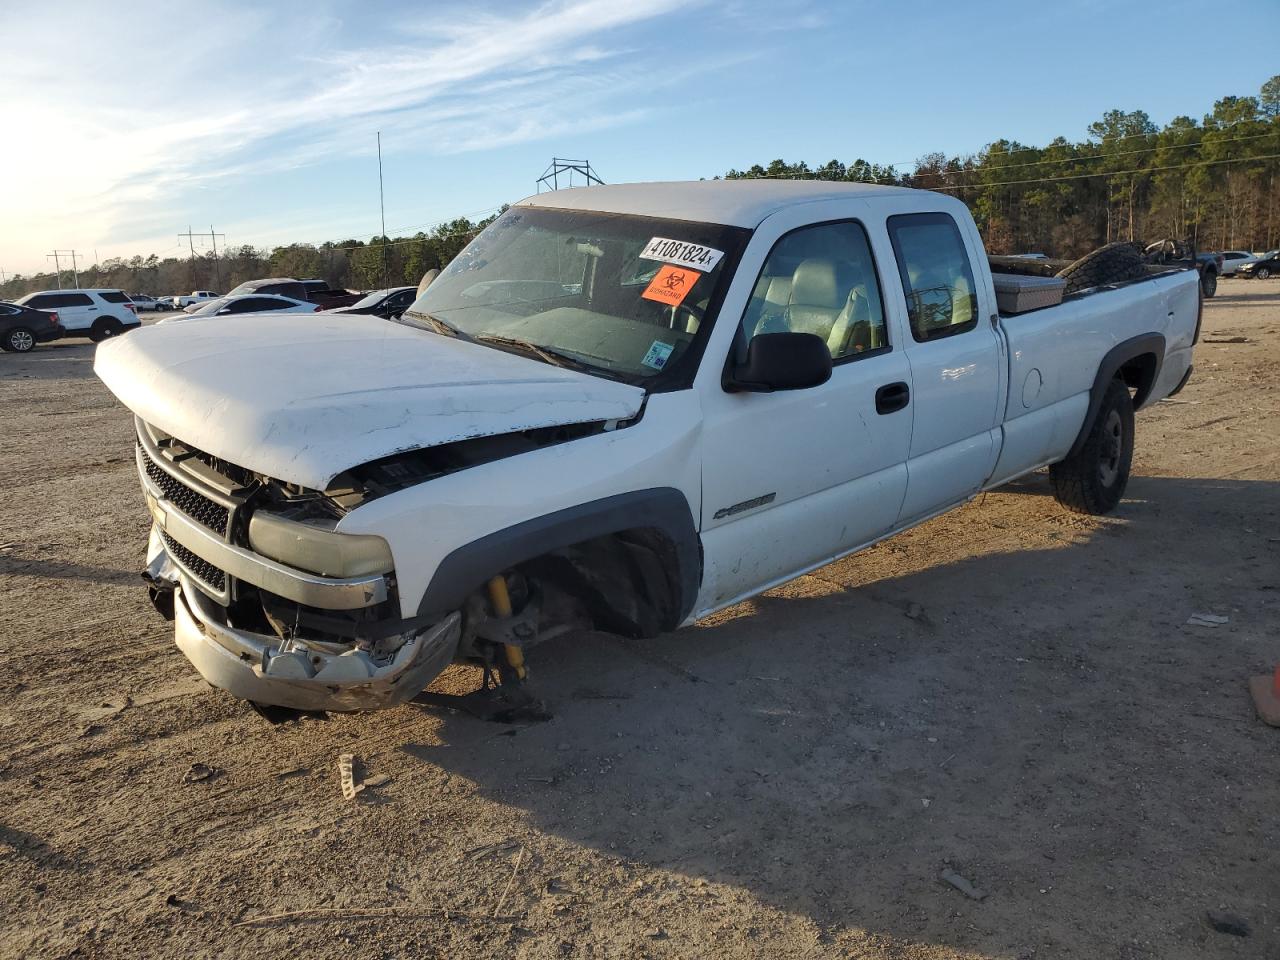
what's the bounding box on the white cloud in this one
[0,0,703,273]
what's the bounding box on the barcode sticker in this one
[639,237,724,272]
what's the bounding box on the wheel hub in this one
[1098,409,1123,486]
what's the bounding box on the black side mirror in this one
[725,332,832,393]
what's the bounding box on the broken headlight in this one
[248,511,393,578]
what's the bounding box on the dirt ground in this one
[1,280,1278,960]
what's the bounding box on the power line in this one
[924,151,1280,192]
[930,129,1278,174]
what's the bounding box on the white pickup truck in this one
[95,181,1200,713]
[169,290,219,309]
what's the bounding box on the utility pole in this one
[46,251,63,289]
[179,226,200,288]
[68,250,80,288]
[377,131,389,289]
[208,226,225,290]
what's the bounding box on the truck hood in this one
[94,313,646,489]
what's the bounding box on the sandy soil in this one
[1,280,1278,960]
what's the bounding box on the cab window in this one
[887,212,979,342]
[739,220,888,362]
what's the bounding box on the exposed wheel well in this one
[518,526,686,638]
[416,487,701,638]
[1117,352,1159,408]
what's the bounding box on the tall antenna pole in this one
[208,226,225,289]
[377,131,388,289]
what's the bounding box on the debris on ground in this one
[905,602,926,620]
[1186,613,1230,627]
[1202,336,1248,343]
[939,867,987,901]
[338,753,360,799]
[1247,666,1280,727]
[182,763,218,783]
[336,756,391,800]
[1205,910,1250,937]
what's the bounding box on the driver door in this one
[696,212,912,615]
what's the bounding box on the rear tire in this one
[1258,266,1272,280]
[89,317,124,343]
[1201,270,1217,298]
[1049,379,1134,515]
[5,326,36,353]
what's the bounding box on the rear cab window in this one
[887,212,979,342]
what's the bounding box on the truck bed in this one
[986,266,1200,488]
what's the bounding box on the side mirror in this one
[725,332,832,393]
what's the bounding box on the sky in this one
[0,0,1275,277]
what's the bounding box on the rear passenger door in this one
[697,211,913,612]
[886,212,1003,522]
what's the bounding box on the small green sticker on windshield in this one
[642,340,674,370]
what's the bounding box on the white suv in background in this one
[15,289,140,342]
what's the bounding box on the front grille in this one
[140,445,230,536]
[161,531,226,593]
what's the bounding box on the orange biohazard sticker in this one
[641,264,695,307]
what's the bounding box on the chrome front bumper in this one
[170,568,461,712]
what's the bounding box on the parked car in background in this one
[1235,250,1279,280]
[14,289,139,341]
[322,286,417,319]
[158,294,321,324]
[226,277,361,309]
[300,279,361,309]
[129,294,174,312]
[1219,251,1258,276]
[1143,240,1222,297]
[170,291,220,309]
[0,300,64,352]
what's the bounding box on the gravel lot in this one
[2,280,1278,959]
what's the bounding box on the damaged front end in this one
[135,419,462,712]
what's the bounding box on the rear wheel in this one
[1049,379,1134,515]
[1258,266,1272,280]
[89,317,124,343]
[1201,269,1217,298]
[5,326,36,353]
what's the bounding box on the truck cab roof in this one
[518,179,919,228]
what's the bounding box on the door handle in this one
[875,381,910,415]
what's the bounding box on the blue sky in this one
[0,0,1274,276]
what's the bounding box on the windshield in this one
[403,206,750,385]
[190,297,230,316]
[349,288,393,309]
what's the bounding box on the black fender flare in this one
[1067,333,1165,459]
[416,487,702,625]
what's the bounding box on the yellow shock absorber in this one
[486,575,527,682]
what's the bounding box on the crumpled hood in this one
[94,313,645,489]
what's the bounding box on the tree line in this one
[723,76,1280,259]
[3,76,1277,300]
[0,212,503,301]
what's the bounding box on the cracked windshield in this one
[404,206,749,382]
